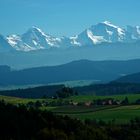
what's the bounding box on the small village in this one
[19,96,140,109]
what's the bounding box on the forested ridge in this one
[1,82,140,98]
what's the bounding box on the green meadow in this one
[1,94,140,123]
[51,105,140,123]
[67,94,140,103]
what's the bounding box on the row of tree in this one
[25,97,129,109]
[1,82,140,98]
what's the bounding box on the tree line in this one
[1,82,140,98]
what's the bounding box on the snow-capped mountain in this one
[0,34,14,52]
[1,21,140,52]
[127,25,140,40]
[7,27,63,51]
[75,21,132,46]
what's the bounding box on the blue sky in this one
[0,0,140,37]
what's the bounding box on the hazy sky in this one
[0,0,140,37]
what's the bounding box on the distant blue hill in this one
[1,59,140,86]
[115,72,140,83]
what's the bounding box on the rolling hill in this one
[115,72,140,83]
[1,59,140,86]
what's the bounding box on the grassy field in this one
[0,95,45,104]
[1,94,140,104]
[69,105,140,123]
[1,94,140,123]
[67,94,140,103]
[50,105,140,123]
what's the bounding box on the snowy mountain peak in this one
[76,21,127,45]
[1,21,140,52]
[127,25,140,39]
[136,26,140,34]
[102,21,119,28]
[0,34,14,52]
[103,21,112,24]
[29,26,42,32]
[86,29,106,44]
[7,35,21,46]
[25,26,48,37]
[31,26,40,30]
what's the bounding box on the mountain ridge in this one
[0,21,140,52]
[1,59,140,86]
[114,72,140,83]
